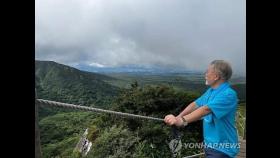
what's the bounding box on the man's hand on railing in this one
[164,114,183,127]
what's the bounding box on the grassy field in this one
[237,103,246,117]
[236,103,246,139]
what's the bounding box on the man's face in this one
[205,65,219,86]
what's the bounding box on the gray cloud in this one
[36,0,246,75]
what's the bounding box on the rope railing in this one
[36,99,164,122]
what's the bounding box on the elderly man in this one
[164,60,239,158]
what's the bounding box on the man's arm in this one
[182,105,211,124]
[177,102,197,118]
[164,105,211,126]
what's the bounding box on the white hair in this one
[210,60,233,81]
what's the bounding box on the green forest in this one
[35,61,246,158]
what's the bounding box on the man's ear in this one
[215,75,220,80]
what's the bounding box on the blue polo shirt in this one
[194,82,239,157]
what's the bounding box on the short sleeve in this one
[206,90,237,119]
[194,89,210,108]
[194,96,203,108]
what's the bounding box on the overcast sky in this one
[35,0,246,75]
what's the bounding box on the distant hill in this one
[35,60,120,110]
[104,72,246,103]
[74,63,202,74]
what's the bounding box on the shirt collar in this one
[210,81,229,91]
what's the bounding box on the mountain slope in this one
[35,60,120,109]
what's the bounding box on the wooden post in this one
[35,89,42,158]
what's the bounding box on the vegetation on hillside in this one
[39,83,204,158]
[36,61,246,157]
